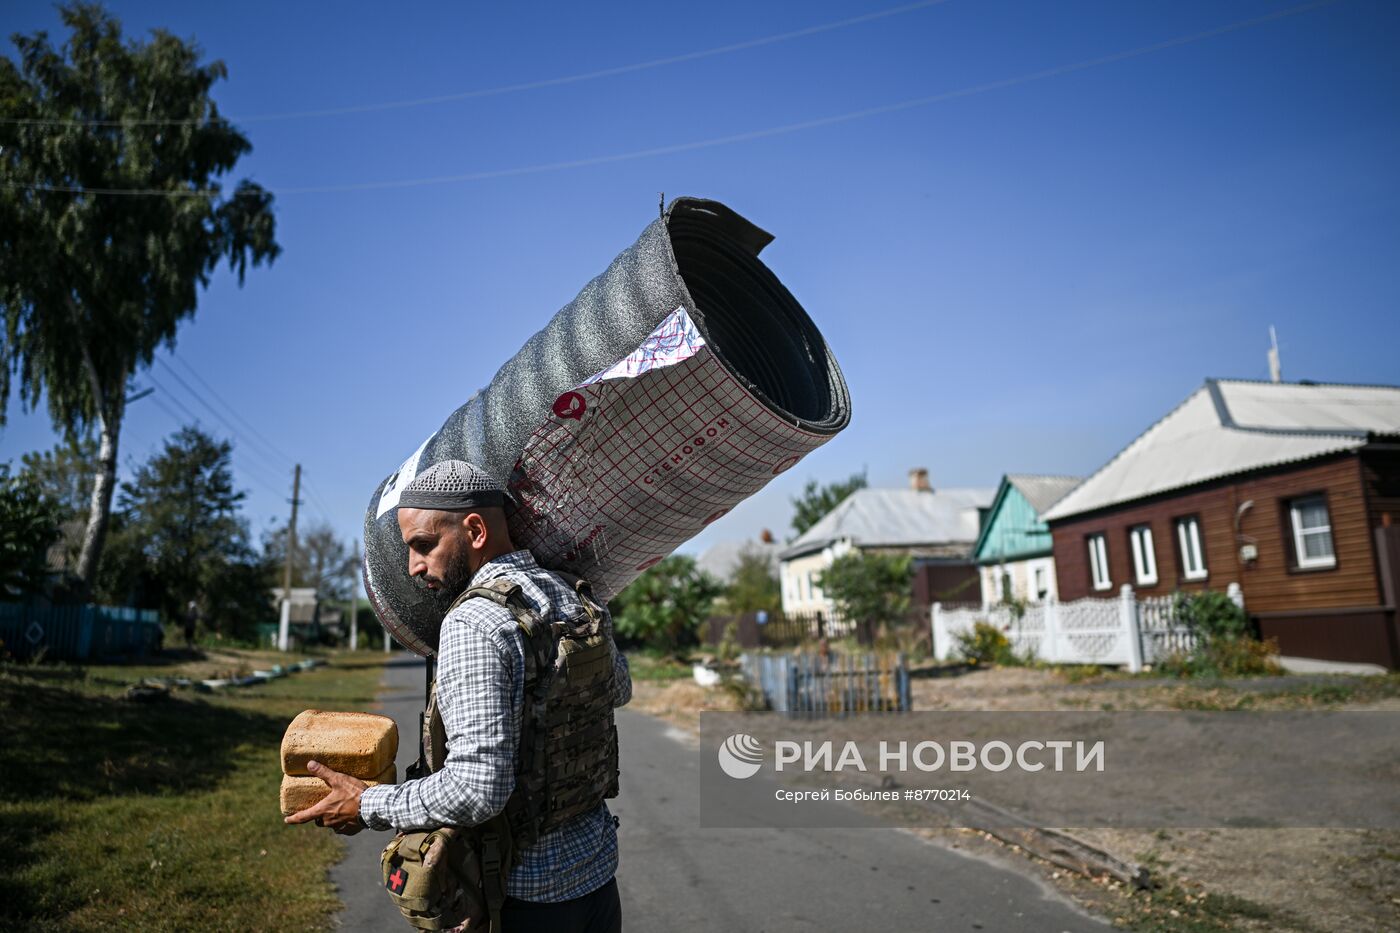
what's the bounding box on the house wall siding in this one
[1362,448,1400,529]
[975,485,1054,563]
[1049,453,1379,612]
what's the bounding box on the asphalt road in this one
[331,655,1112,932]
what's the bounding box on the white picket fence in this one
[930,583,1243,673]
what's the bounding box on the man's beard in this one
[426,547,474,607]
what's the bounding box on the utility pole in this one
[1268,325,1282,384]
[277,464,302,651]
[348,538,360,651]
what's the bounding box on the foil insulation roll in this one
[364,197,851,657]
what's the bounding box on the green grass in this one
[623,650,695,682]
[0,649,388,931]
[1110,884,1307,933]
[1164,673,1400,711]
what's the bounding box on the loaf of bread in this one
[280,709,398,778]
[279,762,397,816]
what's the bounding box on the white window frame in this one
[1087,534,1111,591]
[1289,495,1337,570]
[1176,516,1208,581]
[1129,524,1158,586]
[1033,565,1049,601]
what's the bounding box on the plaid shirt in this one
[360,550,632,902]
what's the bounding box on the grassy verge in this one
[0,648,388,932]
[623,649,695,683]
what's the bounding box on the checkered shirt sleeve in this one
[360,550,631,902]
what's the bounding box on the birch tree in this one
[0,3,279,597]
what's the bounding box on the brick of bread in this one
[279,762,396,816]
[280,709,398,778]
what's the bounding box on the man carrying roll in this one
[286,460,631,932]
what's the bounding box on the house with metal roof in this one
[973,474,1082,606]
[696,530,782,583]
[778,469,995,619]
[1043,379,1400,668]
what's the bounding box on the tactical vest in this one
[384,572,620,931]
[419,572,621,842]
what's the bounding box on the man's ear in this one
[463,511,489,549]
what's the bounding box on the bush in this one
[818,550,911,643]
[610,556,723,655]
[1160,590,1281,678]
[954,621,1023,666]
[1174,589,1251,642]
[1160,636,1283,678]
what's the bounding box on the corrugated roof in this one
[1006,474,1082,516]
[1043,379,1400,522]
[696,539,782,581]
[780,486,995,560]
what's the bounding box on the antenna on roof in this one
[1267,325,1282,384]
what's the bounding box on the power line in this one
[166,352,296,466]
[150,362,292,482]
[0,0,1341,198]
[0,0,952,128]
[145,375,207,428]
[300,477,342,529]
[155,356,293,475]
[143,378,292,499]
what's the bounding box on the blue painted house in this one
[973,474,1081,605]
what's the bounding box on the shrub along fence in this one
[930,583,1245,672]
[0,600,162,662]
[740,650,912,715]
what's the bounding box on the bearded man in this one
[287,460,631,932]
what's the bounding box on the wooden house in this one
[1043,379,1400,668]
[973,474,1082,605]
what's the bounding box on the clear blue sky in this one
[2,0,1398,573]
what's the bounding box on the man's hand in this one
[284,760,368,834]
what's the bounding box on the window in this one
[1033,566,1049,601]
[1289,495,1336,569]
[1087,534,1111,591]
[1176,516,1208,580]
[1129,525,1158,586]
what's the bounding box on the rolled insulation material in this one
[364,197,851,657]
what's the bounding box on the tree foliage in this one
[610,555,723,655]
[262,519,357,601]
[723,547,781,615]
[817,549,912,633]
[790,471,867,538]
[0,465,65,597]
[19,436,97,516]
[0,2,280,593]
[100,426,271,637]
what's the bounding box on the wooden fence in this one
[740,651,912,715]
[706,610,831,649]
[0,600,162,662]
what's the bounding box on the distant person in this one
[287,460,631,933]
[183,600,201,648]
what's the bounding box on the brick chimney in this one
[909,468,932,493]
[760,528,775,544]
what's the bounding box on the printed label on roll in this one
[375,433,434,518]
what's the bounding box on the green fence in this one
[0,600,162,662]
